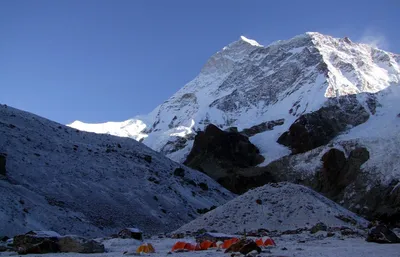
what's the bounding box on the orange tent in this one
[184,243,196,251]
[200,240,215,250]
[264,238,276,246]
[171,241,198,252]
[255,238,264,247]
[136,243,155,253]
[221,238,239,249]
[255,237,276,247]
[171,241,187,252]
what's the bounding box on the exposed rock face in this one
[247,145,399,224]
[366,224,400,244]
[277,96,370,154]
[358,180,400,226]
[314,147,370,200]
[240,119,285,137]
[0,153,6,176]
[188,138,398,224]
[184,124,265,193]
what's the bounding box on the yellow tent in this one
[136,243,155,254]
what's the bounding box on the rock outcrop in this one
[240,119,285,137]
[184,124,265,193]
[251,145,399,224]
[313,147,370,200]
[277,96,371,154]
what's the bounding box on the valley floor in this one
[1,235,400,257]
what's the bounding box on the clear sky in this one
[1,0,399,124]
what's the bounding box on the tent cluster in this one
[171,240,221,252]
[170,236,275,252]
[132,236,276,254]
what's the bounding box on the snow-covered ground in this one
[175,183,368,234]
[2,236,400,257]
[0,104,234,237]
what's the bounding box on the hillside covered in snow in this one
[0,104,234,237]
[174,182,368,234]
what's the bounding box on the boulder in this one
[225,239,247,253]
[13,231,61,254]
[13,231,104,254]
[366,224,400,244]
[17,239,59,255]
[225,240,261,255]
[239,241,261,255]
[58,236,104,253]
[173,167,185,177]
[13,231,61,252]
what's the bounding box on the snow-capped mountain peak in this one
[69,32,400,166]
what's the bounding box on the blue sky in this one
[1,0,399,124]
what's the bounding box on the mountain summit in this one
[69,31,400,162]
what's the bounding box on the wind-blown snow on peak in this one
[239,35,263,47]
[69,32,400,168]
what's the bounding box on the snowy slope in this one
[334,85,400,185]
[174,183,368,234]
[0,104,234,237]
[69,32,400,166]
